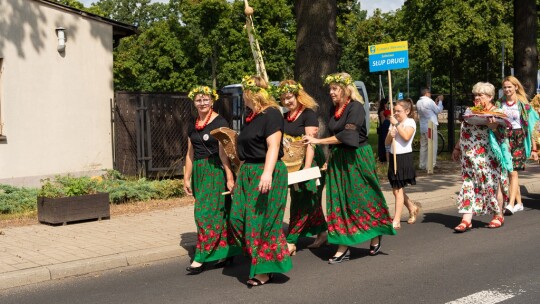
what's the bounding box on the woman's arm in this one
[303,126,318,168]
[259,131,282,194]
[452,140,461,162]
[218,143,235,191]
[183,139,194,195]
[303,135,341,145]
[394,123,415,141]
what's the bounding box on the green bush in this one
[0,185,39,214]
[0,170,186,216]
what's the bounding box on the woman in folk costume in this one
[452,82,511,231]
[277,80,328,255]
[183,86,241,274]
[229,75,292,287]
[303,72,396,264]
[497,76,539,215]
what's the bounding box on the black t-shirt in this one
[328,101,367,148]
[283,108,319,136]
[238,107,284,162]
[188,115,228,160]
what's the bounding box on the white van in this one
[354,80,371,131]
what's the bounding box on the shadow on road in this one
[179,232,197,257]
[422,212,487,231]
[521,186,540,210]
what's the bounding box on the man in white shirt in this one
[416,87,444,170]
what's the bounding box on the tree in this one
[93,0,169,30]
[335,0,368,80]
[513,0,538,97]
[295,0,339,135]
[398,0,513,98]
[54,0,84,10]
[177,0,235,89]
[113,19,198,92]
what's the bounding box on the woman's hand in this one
[226,178,235,192]
[389,116,398,126]
[302,135,319,145]
[389,125,397,138]
[486,117,498,130]
[183,180,193,196]
[531,151,539,161]
[452,148,461,162]
[258,172,273,194]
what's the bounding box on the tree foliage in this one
[57,0,537,100]
[395,0,513,97]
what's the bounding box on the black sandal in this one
[369,236,382,256]
[247,274,273,287]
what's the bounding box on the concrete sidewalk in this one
[1,162,539,290]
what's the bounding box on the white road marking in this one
[446,290,515,304]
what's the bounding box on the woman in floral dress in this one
[229,75,292,287]
[452,82,510,232]
[277,80,328,255]
[183,86,241,274]
[496,76,539,215]
[303,73,396,264]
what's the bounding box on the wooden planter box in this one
[37,192,110,225]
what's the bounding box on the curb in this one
[0,246,190,290]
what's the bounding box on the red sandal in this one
[487,215,504,229]
[454,220,472,233]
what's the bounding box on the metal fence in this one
[112,92,234,178]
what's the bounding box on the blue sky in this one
[79,0,405,15]
[359,0,405,16]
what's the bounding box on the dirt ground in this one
[0,196,195,229]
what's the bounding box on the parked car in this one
[354,80,371,131]
[219,84,244,132]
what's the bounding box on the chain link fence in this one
[113,92,234,178]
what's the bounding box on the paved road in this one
[2,194,539,304]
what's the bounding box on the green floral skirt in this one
[230,160,292,277]
[286,145,328,244]
[192,157,241,263]
[326,145,396,246]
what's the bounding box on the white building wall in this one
[0,0,114,186]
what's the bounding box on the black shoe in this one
[247,274,273,287]
[186,264,205,275]
[369,236,382,256]
[503,206,514,216]
[328,248,350,264]
[213,257,234,269]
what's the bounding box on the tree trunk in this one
[513,0,538,97]
[294,0,339,136]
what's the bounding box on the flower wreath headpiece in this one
[277,82,303,96]
[188,86,219,101]
[324,73,353,87]
[241,75,264,93]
